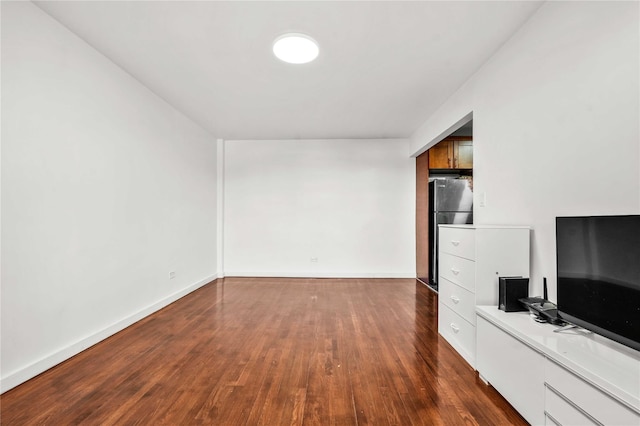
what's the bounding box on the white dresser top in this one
[439,224,530,229]
[476,305,640,412]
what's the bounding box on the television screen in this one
[556,215,640,351]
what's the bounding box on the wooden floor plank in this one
[1,278,526,425]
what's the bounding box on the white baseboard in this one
[0,274,217,394]
[223,271,416,279]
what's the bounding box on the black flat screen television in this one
[556,215,640,351]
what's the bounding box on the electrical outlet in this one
[169,271,176,279]
[310,257,318,263]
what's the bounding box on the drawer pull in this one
[450,295,460,304]
[450,240,461,246]
[451,268,460,275]
[450,323,460,333]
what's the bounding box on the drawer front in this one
[476,316,546,426]
[545,385,598,426]
[439,253,475,292]
[439,277,476,325]
[438,305,476,368]
[439,226,476,260]
[545,360,640,425]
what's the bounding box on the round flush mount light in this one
[272,33,319,64]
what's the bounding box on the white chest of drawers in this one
[437,225,530,368]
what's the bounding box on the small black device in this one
[519,277,564,325]
[498,276,529,312]
[523,300,564,325]
[519,277,549,307]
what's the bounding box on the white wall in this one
[1,2,217,392]
[411,1,640,299]
[224,139,415,278]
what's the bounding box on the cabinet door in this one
[428,141,453,169]
[477,316,546,426]
[454,140,473,169]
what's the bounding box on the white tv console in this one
[476,306,640,425]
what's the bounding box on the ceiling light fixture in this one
[272,33,319,64]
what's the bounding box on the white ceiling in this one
[34,1,543,141]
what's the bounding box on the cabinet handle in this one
[450,323,460,333]
[451,268,460,275]
[450,295,460,304]
[450,240,460,246]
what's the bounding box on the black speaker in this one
[499,277,529,312]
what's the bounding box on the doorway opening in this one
[416,118,473,292]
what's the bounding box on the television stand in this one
[476,306,640,425]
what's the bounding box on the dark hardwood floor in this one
[1,278,526,425]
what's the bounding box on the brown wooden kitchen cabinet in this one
[428,137,473,170]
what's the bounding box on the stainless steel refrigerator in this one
[427,179,473,291]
